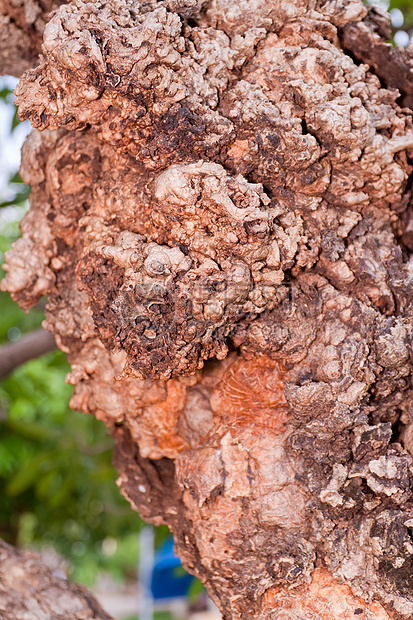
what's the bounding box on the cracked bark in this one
[2,0,413,618]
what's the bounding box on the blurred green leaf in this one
[9,171,23,184]
[5,419,59,441]
[187,576,207,602]
[6,451,57,496]
[11,107,20,132]
[0,191,30,209]
[0,87,12,102]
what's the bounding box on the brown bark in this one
[3,0,413,618]
[340,7,413,110]
[0,327,56,380]
[0,538,114,619]
[0,0,67,76]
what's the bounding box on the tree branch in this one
[0,538,115,620]
[0,328,56,381]
[340,6,413,108]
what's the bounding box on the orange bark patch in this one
[265,568,392,619]
[226,139,252,168]
[129,379,190,458]
[210,356,289,430]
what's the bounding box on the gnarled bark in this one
[2,0,413,618]
[0,0,67,76]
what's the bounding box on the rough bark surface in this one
[3,0,413,618]
[0,0,67,76]
[0,539,115,620]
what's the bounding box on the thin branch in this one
[0,328,57,381]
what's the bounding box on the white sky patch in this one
[368,0,390,12]
[390,7,404,28]
[0,75,31,202]
[394,30,410,47]
[0,203,28,236]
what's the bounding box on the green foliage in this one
[0,186,30,209]
[187,577,207,602]
[0,351,142,582]
[0,85,13,102]
[0,300,143,586]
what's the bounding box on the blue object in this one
[150,537,195,600]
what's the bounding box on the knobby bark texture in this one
[0,0,67,76]
[3,0,413,617]
[0,539,115,619]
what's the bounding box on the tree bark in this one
[0,0,67,76]
[2,0,413,618]
[0,538,114,619]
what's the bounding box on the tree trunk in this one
[2,0,413,618]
